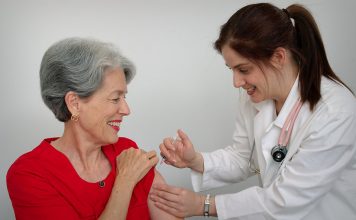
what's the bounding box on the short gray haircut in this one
[40,37,136,122]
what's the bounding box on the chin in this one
[249,92,266,103]
[250,97,263,103]
[106,135,119,144]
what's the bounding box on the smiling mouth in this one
[246,86,256,95]
[107,121,121,131]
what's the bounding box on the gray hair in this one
[40,37,136,122]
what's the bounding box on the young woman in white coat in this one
[149,3,356,220]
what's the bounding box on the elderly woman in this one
[7,38,181,220]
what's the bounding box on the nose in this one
[233,72,245,88]
[118,98,130,116]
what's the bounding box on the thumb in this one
[177,129,191,146]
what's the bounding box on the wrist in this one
[189,152,204,173]
[196,194,206,216]
[114,175,136,191]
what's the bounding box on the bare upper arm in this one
[148,169,183,220]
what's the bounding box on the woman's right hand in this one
[159,129,200,170]
[116,148,158,185]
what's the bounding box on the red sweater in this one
[7,137,154,220]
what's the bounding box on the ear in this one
[64,91,80,115]
[270,47,287,69]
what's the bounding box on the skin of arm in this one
[98,176,135,220]
[148,170,184,220]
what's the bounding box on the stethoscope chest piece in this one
[271,145,288,162]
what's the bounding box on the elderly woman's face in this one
[77,67,130,145]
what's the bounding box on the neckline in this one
[42,137,115,186]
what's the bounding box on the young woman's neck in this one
[274,62,299,114]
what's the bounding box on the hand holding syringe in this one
[158,129,198,169]
[159,134,179,166]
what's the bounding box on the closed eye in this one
[111,98,120,103]
[109,96,126,104]
[239,68,248,74]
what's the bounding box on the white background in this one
[1,0,355,219]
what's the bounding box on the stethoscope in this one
[248,99,303,174]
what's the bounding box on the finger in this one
[159,144,176,163]
[152,183,182,195]
[164,160,173,165]
[175,141,184,154]
[149,154,159,166]
[154,202,182,218]
[163,138,176,151]
[150,188,180,203]
[159,144,171,158]
[149,154,157,160]
[171,134,179,144]
[116,147,134,160]
[150,194,181,210]
[127,147,140,157]
[177,129,191,146]
[120,147,131,155]
[146,150,157,159]
[128,147,137,152]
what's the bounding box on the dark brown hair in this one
[214,3,352,110]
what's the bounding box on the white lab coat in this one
[191,77,356,220]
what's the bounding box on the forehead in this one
[221,45,249,66]
[100,67,127,93]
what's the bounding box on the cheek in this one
[81,106,106,126]
[255,77,269,91]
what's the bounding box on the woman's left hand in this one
[149,183,204,218]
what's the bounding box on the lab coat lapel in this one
[262,77,301,186]
[253,100,275,177]
[263,77,320,186]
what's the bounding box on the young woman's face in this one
[221,45,279,103]
[77,67,130,145]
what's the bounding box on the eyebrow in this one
[111,90,127,96]
[226,63,249,69]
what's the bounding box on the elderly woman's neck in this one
[51,124,105,170]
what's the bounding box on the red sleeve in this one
[7,160,81,220]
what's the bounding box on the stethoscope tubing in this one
[248,99,303,173]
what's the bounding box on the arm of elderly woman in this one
[148,170,184,220]
[99,148,158,220]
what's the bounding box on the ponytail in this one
[287,4,353,110]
